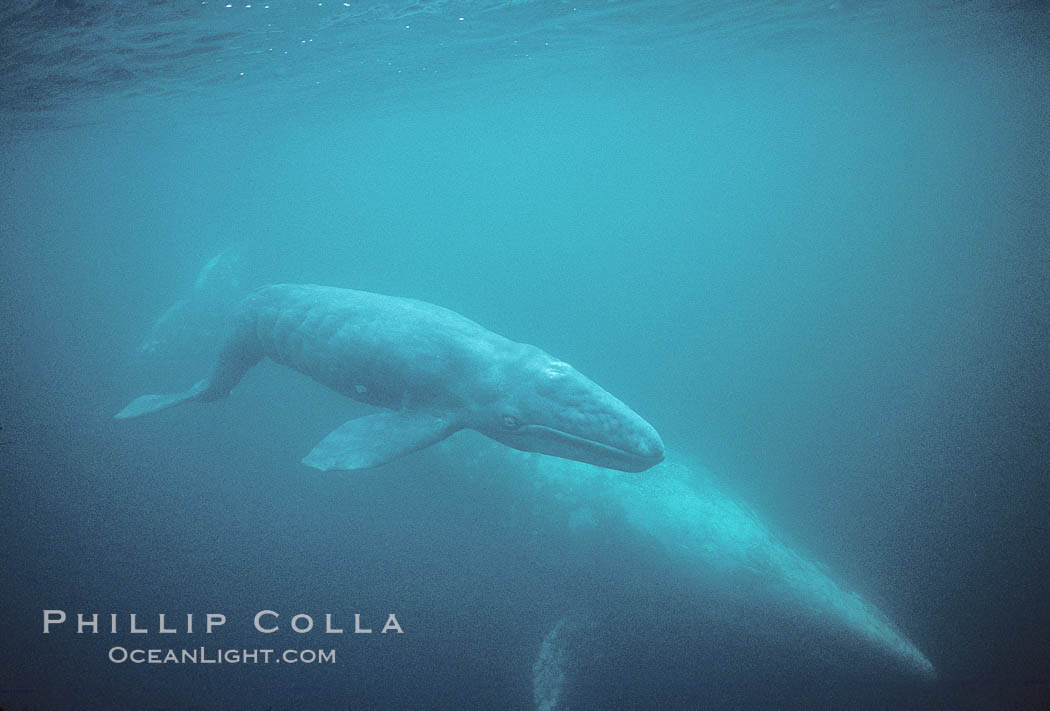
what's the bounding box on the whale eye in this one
[502,414,521,431]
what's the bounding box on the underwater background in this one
[1,1,1048,709]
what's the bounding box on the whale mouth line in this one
[519,424,662,467]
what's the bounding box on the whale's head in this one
[476,346,664,473]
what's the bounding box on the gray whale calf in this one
[116,284,664,472]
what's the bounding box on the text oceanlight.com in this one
[42,609,403,665]
[108,647,336,664]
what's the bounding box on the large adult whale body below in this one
[116,284,665,472]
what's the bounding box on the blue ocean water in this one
[1,1,1048,709]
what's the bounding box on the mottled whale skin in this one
[116,284,664,473]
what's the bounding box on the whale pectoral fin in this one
[114,379,209,419]
[301,412,456,471]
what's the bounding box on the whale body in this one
[430,439,936,704]
[116,284,664,473]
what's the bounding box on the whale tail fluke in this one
[134,248,249,366]
[114,379,210,420]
